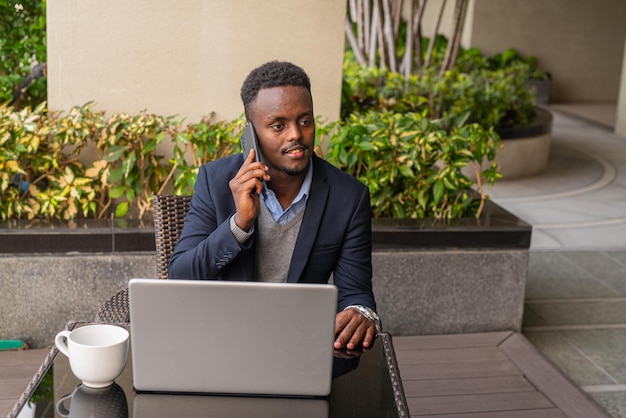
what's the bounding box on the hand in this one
[333,309,377,350]
[228,150,270,231]
[333,345,369,359]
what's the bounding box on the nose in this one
[286,122,302,142]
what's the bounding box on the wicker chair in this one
[153,194,193,280]
[94,195,192,323]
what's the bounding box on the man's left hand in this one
[334,309,377,350]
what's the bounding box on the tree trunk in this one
[448,0,468,71]
[401,0,414,79]
[438,0,465,80]
[381,0,397,71]
[424,0,446,68]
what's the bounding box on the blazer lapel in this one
[287,156,329,283]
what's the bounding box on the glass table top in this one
[14,326,408,418]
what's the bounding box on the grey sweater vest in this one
[256,202,305,283]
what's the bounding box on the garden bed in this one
[0,200,531,346]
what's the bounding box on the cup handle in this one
[55,391,74,417]
[55,330,71,357]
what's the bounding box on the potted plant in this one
[344,1,552,181]
[486,48,551,105]
[339,1,532,335]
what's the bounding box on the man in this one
[169,61,380,350]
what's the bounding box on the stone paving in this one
[487,108,626,417]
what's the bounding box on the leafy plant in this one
[88,110,175,219]
[0,102,95,220]
[0,103,246,220]
[318,110,501,220]
[486,48,550,81]
[342,51,536,131]
[169,115,244,195]
[0,0,47,107]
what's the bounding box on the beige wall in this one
[47,0,347,124]
[464,0,626,104]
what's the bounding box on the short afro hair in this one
[240,61,311,119]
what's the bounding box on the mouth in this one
[284,145,308,159]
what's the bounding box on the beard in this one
[279,144,310,177]
[282,163,309,177]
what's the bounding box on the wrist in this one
[230,215,254,244]
[233,214,253,232]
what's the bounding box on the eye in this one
[299,118,313,127]
[270,123,284,131]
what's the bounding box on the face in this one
[248,85,315,178]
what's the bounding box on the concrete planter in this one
[493,107,553,179]
[465,107,553,180]
[529,76,551,105]
[0,200,530,347]
[371,200,531,336]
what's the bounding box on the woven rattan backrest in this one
[153,194,192,280]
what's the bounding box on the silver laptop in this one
[128,278,338,397]
[133,393,329,418]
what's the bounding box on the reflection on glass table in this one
[11,323,408,418]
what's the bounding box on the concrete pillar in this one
[47,0,347,123]
[616,33,626,138]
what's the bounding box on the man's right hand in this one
[228,150,270,231]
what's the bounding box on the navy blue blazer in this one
[168,153,376,311]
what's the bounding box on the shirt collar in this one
[262,159,313,213]
[294,160,313,204]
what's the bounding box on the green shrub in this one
[318,110,501,220]
[87,109,176,218]
[485,48,550,81]
[342,50,536,131]
[0,102,248,221]
[1,102,502,221]
[0,102,95,220]
[170,115,244,196]
[1,0,47,107]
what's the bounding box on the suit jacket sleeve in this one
[331,183,376,312]
[168,157,253,280]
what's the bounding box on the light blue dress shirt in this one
[261,161,312,224]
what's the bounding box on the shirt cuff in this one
[229,214,254,244]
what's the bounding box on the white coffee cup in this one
[56,383,128,418]
[55,324,129,388]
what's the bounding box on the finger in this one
[335,314,366,350]
[333,315,350,349]
[345,323,367,350]
[243,148,257,164]
[360,324,377,348]
[334,311,349,336]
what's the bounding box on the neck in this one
[267,173,306,210]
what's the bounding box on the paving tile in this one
[530,229,569,250]
[532,224,626,252]
[487,143,604,199]
[525,300,626,326]
[523,331,614,387]
[506,107,626,416]
[525,252,619,299]
[562,251,626,296]
[559,329,626,384]
[522,305,549,327]
[606,252,626,265]
[589,391,626,418]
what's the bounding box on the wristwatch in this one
[344,305,382,333]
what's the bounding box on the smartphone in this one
[240,122,265,164]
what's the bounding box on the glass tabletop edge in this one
[7,320,78,418]
[379,332,410,418]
